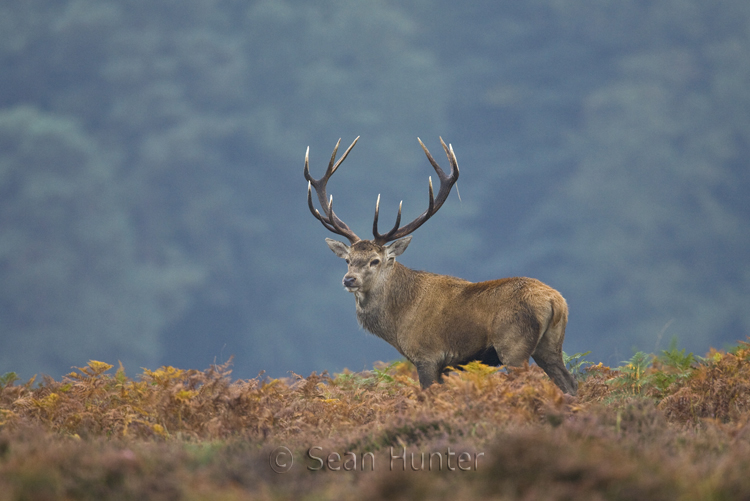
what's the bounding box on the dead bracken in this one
[0,339,749,500]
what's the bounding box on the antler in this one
[372,137,459,245]
[304,137,362,244]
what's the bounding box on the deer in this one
[304,137,578,395]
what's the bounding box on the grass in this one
[0,338,749,500]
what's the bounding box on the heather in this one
[1,339,749,500]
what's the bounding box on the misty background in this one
[1,0,749,380]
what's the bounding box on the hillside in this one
[1,339,749,500]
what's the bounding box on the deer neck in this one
[353,262,421,346]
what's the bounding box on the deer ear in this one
[385,236,412,258]
[326,238,350,259]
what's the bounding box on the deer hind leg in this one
[490,320,539,369]
[531,320,578,395]
[490,302,543,368]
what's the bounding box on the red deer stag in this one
[304,137,577,395]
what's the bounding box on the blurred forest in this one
[1,0,748,380]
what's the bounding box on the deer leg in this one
[532,328,578,395]
[414,360,442,389]
[532,353,578,395]
[491,322,537,368]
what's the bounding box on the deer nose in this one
[343,277,357,288]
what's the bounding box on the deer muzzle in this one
[343,276,358,290]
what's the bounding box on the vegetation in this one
[1,339,749,499]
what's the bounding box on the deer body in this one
[306,137,577,395]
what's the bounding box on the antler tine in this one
[418,137,447,179]
[326,138,341,176]
[372,137,459,245]
[331,136,359,174]
[304,138,361,244]
[372,194,403,241]
[306,181,337,233]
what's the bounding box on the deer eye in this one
[345,259,350,265]
[370,259,380,267]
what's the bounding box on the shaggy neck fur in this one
[353,262,422,348]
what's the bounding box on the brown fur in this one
[326,237,578,395]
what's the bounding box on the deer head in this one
[304,137,460,293]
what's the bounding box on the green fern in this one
[0,372,19,389]
[371,361,397,384]
[658,336,697,371]
[608,351,654,395]
[651,337,699,393]
[563,351,593,377]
